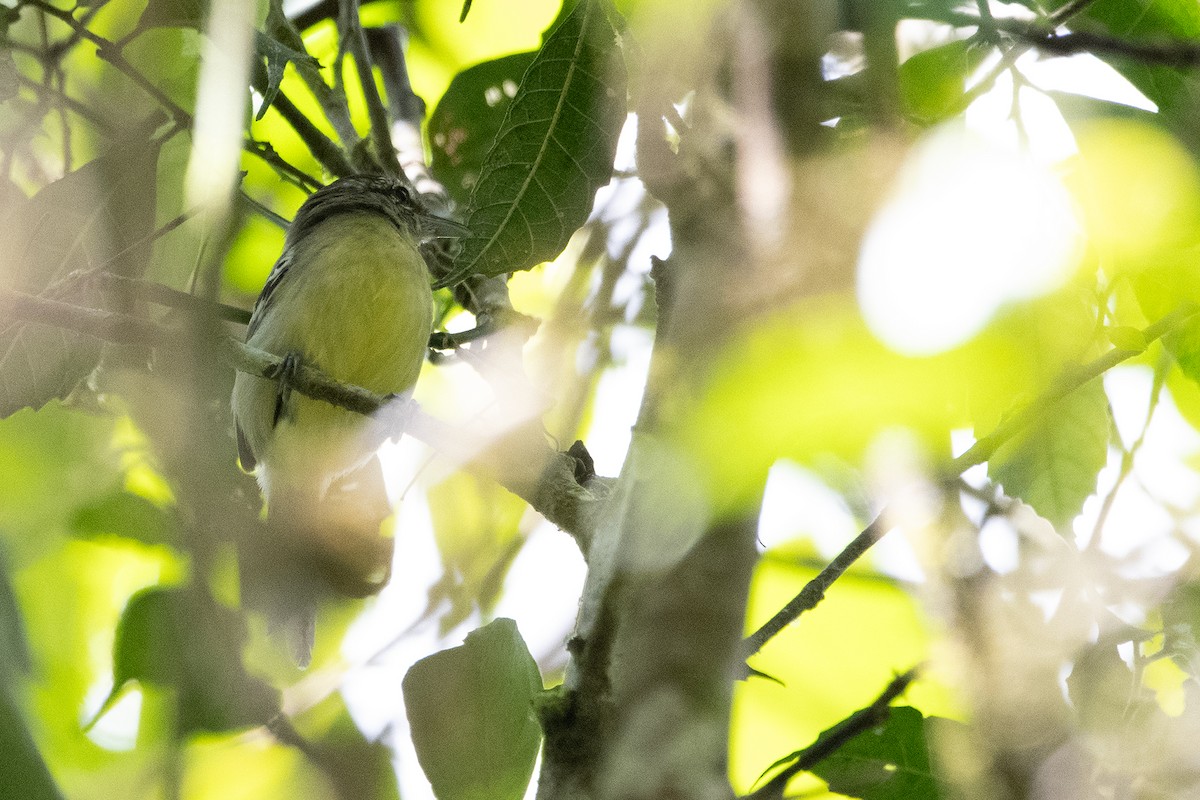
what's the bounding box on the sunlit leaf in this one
[428,52,538,205]
[439,0,626,287]
[899,39,988,124]
[403,618,543,800]
[989,379,1110,528]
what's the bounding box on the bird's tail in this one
[241,455,395,666]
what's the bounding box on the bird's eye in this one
[393,185,411,203]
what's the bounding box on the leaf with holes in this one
[429,52,538,206]
[437,0,626,288]
[989,379,1110,528]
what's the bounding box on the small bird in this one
[231,174,457,664]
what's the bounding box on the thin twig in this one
[742,512,888,658]
[338,0,400,174]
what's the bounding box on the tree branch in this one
[0,288,607,549]
[928,7,1200,67]
[741,511,887,659]
[337,0,400,175]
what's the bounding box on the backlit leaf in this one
[0,142,159,417]
[439,0,626,287]
[989,379,1110,528]
[403,618,543,800]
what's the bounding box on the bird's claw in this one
[272,351,302,427]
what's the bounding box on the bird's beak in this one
[418,212,470,240]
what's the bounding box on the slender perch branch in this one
[0,288,608,549]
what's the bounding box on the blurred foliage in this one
[6,0,1200,798]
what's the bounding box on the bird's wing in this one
[246,249,294,339]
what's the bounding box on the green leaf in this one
[136,0,207,32]
[899,39,988,124]
[428,52,539,206]
[70,488,175,546]
[403,618,543,800]
[253,30,321,121]
[426,472,528,633]
[809,707,952,800]
[1045,0,1200,123]
[0,546,30,682]
[103,586,279,735]
[438,0,627,288]
[0,687,65,800]
[0,141,160,417]
[989,379,1111,528]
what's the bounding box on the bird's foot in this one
[272,351,303,427]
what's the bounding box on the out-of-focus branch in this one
[0,288,606,550]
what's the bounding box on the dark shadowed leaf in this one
[809,707,953,800]
[254,31,321,121]
[100,585,279,735]
[989,379,1110,528]
[0,687,65,800]
[136,0,207,32]
[403,618,543,800]
[0,546,29,682]
[438,0,626,288]
[428,51,538,206]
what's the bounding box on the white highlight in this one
[858,127,1081,356]
[185,0,255,207]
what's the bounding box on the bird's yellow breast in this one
[232,213,434,496]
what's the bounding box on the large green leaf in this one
[1045,0,1200,141]
[438,0,626,288]
[403,618,543,800]
[428,52,539,206]
[989,379,1110,528]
